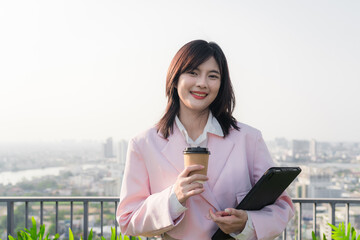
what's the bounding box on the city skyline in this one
[1,1,359,143]
[0,136,359,145]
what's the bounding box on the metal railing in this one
[0,197,120,240]
[291,198,360,240]
[1,197,360,240]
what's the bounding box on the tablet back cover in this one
[211,167,301,240]
[238,167,301,210]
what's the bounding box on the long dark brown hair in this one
[157,40,239,138]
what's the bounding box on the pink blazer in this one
[116,122,294,240]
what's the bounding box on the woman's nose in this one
[196,75,208,88]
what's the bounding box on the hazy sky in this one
[0,0,359,143]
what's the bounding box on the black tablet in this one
[212,166,301,240]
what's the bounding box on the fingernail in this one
[225,208,230,213]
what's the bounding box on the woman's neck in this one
[178,109,209,141]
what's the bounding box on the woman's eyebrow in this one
[209,70,220,74]
[191,68,220,74]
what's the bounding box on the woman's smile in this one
[190,91,208,99]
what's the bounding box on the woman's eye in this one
[209,75,220,79]
[188,71,197,76]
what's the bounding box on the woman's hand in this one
[209,208,248,234]
[174,165,209,204]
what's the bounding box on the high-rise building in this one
[295,166,342,198]
[103,137,114,158]
[292,140,310,160]
[275,138,289,149]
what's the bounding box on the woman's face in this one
[177,56,221,115]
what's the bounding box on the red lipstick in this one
[191,91,207,100]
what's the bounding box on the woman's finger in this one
[176,187,204,203]
[179,165,204,177]
[209,208,248,234]
[186,173,208,183]
[183,182,204,192]
[175,165,208,203]
[209,209,235,234]
[224,208,246,219]
[185,187,205,198]
[209,209,219,222]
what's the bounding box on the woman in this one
[116,40,294,240]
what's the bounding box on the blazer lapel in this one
[206,134,235,190]
[161,125,188,174]
[200,182,221,211]
[197,134,234,211]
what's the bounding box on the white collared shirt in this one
[169,112,256,239]
[175,111,223,147]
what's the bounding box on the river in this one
[0,164,102,186]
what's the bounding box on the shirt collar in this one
[175,112,224,146]
[206,112,224,137]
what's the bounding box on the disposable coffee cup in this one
[183,147,210,182]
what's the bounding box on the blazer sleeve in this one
[116,138,183,237]
[248,131,295,240]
